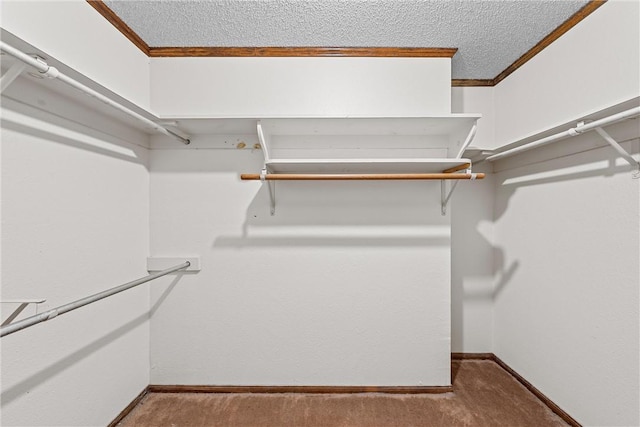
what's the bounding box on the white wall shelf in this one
[260,115,477,155]
[243,115,482,215]
[264,158,473,174]
[257,115,481,173]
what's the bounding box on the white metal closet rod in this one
[0,41,190,145]
[486,106,640,162]
[0,261,190,338]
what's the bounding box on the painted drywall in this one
[488,0,640,424]
[148,55,456,384]
[451,87,494,150]
[450,87,495,352]
[1,79,151,426]
[148,142,452,386]
[3,1,636,422]
[150,57,451,117]
[449,163,495,354]
[494,0,640,146]
[0,0,151,110]
[492,119,639,426]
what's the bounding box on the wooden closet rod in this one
[241,173,485,180]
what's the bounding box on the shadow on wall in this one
[0,274,187,406]
[490,142,638,283]
[168,150,469,355]
[1,96,148,168]
[493,159,637,220]
[214,178,452,248]
[149,148,452,246]
[492,131,640,220]
[450,125,639,350]
[450,168,517,351]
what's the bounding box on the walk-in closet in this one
[1,1,638,426]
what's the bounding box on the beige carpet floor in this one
[117,360,570,427]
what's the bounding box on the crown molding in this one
[88,0,606,87]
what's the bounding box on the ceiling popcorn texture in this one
[103,0,590,80]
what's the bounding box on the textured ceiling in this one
[102,0,590,80]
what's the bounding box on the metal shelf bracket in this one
[441,169,478,215]
[456,122,478,159]
[0,61,26,94]
[441,180,458,215]
[1,299,46,327]
[593,127,640,179]
[261,168,276,215]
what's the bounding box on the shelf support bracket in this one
[0,61,26,94]
[261,168,276,215]
[594,127,640,179]
[441,168,479,215]
[1,300,46,326]
[456,122,478,159]
[441,180,460,215]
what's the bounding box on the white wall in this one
[450,87,495,353]
[0,0,151,110]
[3,0,637,423]
[488,0,640,423]
[450,163,495,354]
[148,54,455,386]
[494,0,640,146]
[150,57,451,117]
[1,79,151,426]
[492,127,639,426]
[451,87,494,150]
[148,142,452,386]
